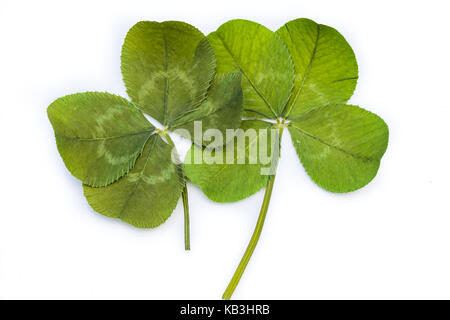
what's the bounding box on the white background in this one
[1,0,449,300]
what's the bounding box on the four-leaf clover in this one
[48,18,389,299]
[184,18,389,298]
[48,21,243,250]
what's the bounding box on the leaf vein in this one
[215,33,277,118]
[55,130,154,142]
[162,31,169,125]
[290,124,376,161]
[284,24,320,118]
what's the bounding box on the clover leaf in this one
[184,18,388,298]
[48,92,154,188]
[48,21,243,250]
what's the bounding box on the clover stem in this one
[222,173,277,300]
[182,185,190,251]
[222,126,284,300]
[159,130,190,251]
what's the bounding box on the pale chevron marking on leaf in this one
[118,137,158,218]
[83,135,184,228]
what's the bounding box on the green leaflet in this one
[208,19,294,119]
[184,120,274,202]
[47,92,154,187]
[121,21,216,125]
[289,104,388,192]
[276,18,358,119]
[83,135,184,228]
